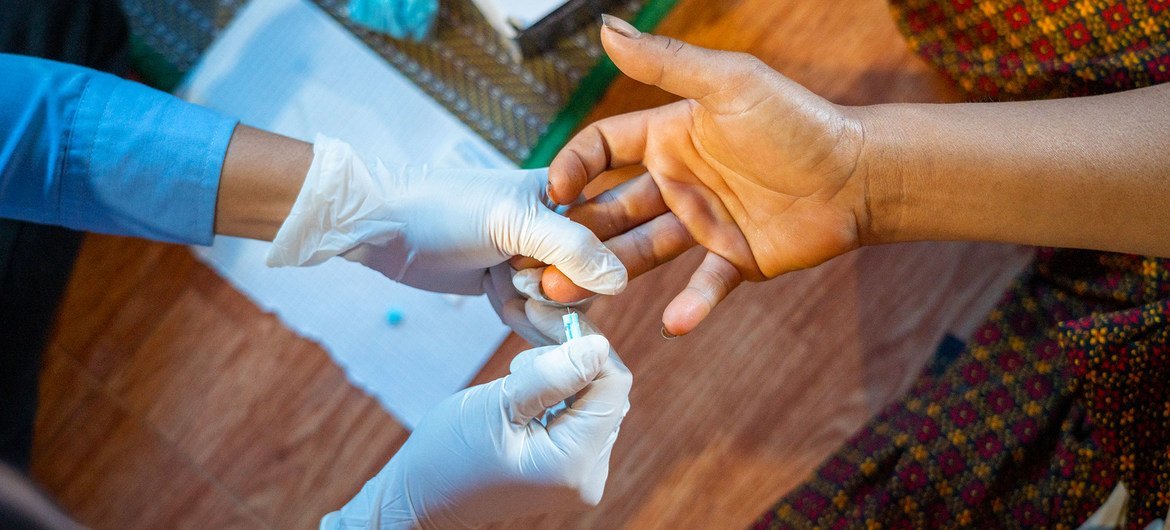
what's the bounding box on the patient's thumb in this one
[600,14,762,103]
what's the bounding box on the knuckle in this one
[731,52,764,72]
[588,130,611,162]
[568,124,600,150]
[658,35,685,55]
[694,267,733,295]
[739,52,765,67]
[663,216,695,246]
[630,223,659,268]
[727,53,771,85]
[681,284,717,308]
[592,189,630,234]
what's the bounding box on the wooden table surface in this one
[31,0,1035,528]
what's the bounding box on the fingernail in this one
[660,326,678,340]
[601,14,641,39]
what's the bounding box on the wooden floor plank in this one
[48,240,200,382]
[35,239,410,529]
[32,351,266,529]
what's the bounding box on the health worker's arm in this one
[0,53,316,244]
[0,53,229,244]
[0,54,626,300]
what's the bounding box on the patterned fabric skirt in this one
[755,250,1170,528]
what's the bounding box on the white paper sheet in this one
[178,0,514,428]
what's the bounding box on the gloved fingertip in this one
[563,335,609,379]
[547,252,628,299]
[591,247,630,294]
[512,267,548,301]
[509,344,557,373]
[529,208,628,292]
[591,256,629,295]
[506,337,608,423]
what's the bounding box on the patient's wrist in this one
[851,104,927,248]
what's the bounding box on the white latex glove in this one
[267,135,627,297]
[320,335,633,529]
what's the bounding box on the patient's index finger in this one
[548,108,669,205]
[569,173,668,241]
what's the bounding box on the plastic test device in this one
[562,311,582,341]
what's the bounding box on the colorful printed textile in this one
[754,1,1170,528]
[889,0,1170,99]
[755,250,1170,528]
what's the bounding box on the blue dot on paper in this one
[386,308,405,326]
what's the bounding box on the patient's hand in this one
[538,17,871,336]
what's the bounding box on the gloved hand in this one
[320,335,633,529]
[348,0,438,41]
[266,135,627,298]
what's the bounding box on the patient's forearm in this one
[860,83,1170,257]
[214,125,313,241]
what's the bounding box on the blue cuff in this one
[60,72,238,245]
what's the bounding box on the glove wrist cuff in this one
[265,135,408,269]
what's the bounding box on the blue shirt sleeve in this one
[0,53,239,245]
